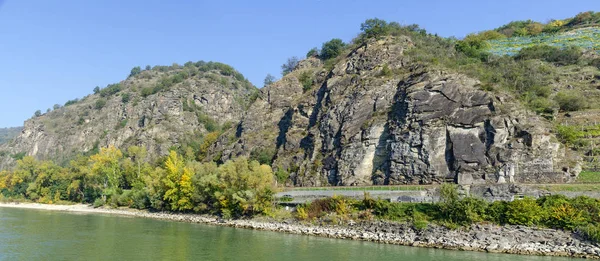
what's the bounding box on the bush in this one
[537,195,585,230]
[455,34,490,59]
[93,198,105,208]
[99,83,122,97]
[360,18,390,40]
[306,48,319,58]
[506,197,543,226]
[554,92,588,112]
[578,224,600,243]
[129,66,141,77]
[320,39,345,60]
[121,93,131,103]
[140,87,153,97]
[298,71,314,92]
[516,45,582,66]
[486,200,509,224]
[281,57,299,76]
[556,125,581,145]
[95,99,107,110]
[528,97,556,114]
[442,197,488,225]
[64,99,79,107]
[249,148,274,166]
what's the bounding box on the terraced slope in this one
[487,27,600,56]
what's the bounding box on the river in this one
[0,207,574,261]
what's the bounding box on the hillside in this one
[0,127,22,145]
[1,11,599,187]
[0,62,256,168]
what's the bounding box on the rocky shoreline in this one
[0,202,598,259]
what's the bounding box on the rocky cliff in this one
[0,37,582,186]
[210,37,580,186]
[0,63,256,168]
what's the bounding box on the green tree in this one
[281,57,299,76]
[90,146,124,192]
[306,48,319,58]
[93,86,100,94]
[320,39,345,60]
[360,18,389,40]
[263,74,276,87]
[34,110,42,117]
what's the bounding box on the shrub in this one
[93,198,105,208]
[578,224,600,243]
[64,99,79,107]
[140,87,154,97]
[121,93,131,103]
[556,125,581,145]
[528,97,556,114]
[360,18,390,40]
[281,57,299,76]
[99,83,122,97]
[249,148,274,166]
[129,66,141,77]
[516,45,582,66]
[455,34,490,59]
[298,71,314,92]
[306,48,319,58]
[554,92,588,112]
[379,64,392,77]
[537,195,585,230]
[95,99,107,110]
[320,39,346,60]
[506,197,543,226]
[486,200,509,224]
[442,197,488,225]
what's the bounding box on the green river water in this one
[0,207,574,261]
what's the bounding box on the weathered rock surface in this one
[212,36,580,186]
[0,67,255,168]
[0,36,581,186]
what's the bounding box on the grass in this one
[289,185,434,192]
[533,184,600,192]
[578,171,600,183]
[486,27,600,56]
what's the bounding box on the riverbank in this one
[0,202,598,259]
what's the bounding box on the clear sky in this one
[0,0,597,127]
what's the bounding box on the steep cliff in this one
[0,63,256,168]
[0,36,584,187]
[210,36,580,186]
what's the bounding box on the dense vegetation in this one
[295,185,600,243]
[0,146,274,218]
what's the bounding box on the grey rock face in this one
[0,69,254,168]
[217,36,579,186]
[0,37,581,187]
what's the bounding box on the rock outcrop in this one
[0,65,255,168]
[0,37,581,186]
[212,36,580,186]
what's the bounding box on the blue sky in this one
[0,0,597,127]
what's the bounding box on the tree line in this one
[0,146,274,218]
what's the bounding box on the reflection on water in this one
[0,208,572,261]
